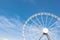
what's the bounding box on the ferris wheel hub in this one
[43,28,48,34]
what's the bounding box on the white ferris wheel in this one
[22,12,60,40]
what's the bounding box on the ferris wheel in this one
[22,12,60,40]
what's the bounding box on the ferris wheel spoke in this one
[35,16,42,26]
[28,23,43,32]
[49,22,60,31]
[50,26,60,31]
[48,17,53,27]
[49,21,57,28]
[30,27,41,33]
[30,25,43,33]
[45,15,48,27]
[49,27,55,31]
[51,30,60,33]
[41,15,44,27]
[31,19,39,27]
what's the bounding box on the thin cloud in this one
[0,15,60,40]
[0,16,23,40]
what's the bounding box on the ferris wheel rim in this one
[22,12,60,40]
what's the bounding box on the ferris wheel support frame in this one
[39,33,51,40]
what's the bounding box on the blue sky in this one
[0,0,60,40]
[0,0,60,20]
